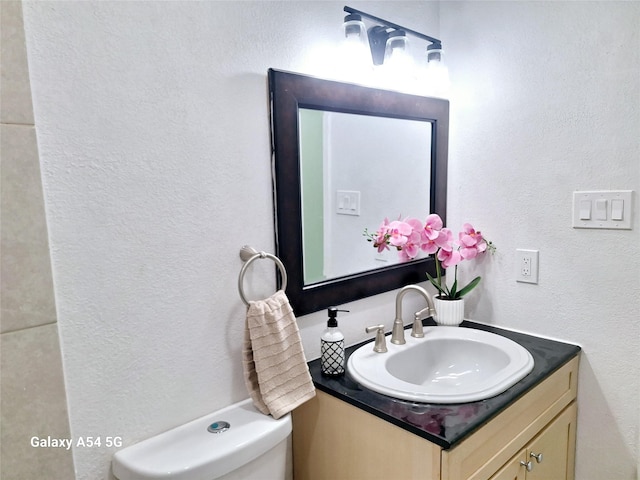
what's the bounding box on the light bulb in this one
[423,46,450,98]
[377,31,415,92]
[340,13,372,84]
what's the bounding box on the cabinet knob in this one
[520,460,533,472]
[530,451,543,463]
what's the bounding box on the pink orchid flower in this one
[420,237,440,254]
[421,229,450,254]
[373,218,391,252]
[387,220,413,247]
[423,214,443,240]
[405,217,424,232]
[459,223,488,259]
[436,228,455,251]
[399,230,423,260]
[437,246,462,268]
[459,223,483,245]
[436,228,462,267]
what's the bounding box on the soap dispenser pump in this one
[321,307,348,376]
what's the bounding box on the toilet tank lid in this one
[112,398,292,480]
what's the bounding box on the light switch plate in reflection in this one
[336,190,361,216]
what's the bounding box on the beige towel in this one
[242,290,315,419]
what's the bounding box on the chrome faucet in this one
[391,285,436,344]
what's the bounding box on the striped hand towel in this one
[242,290,315,419]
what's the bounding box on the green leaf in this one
[450,278,458,299]
[426,272,447,296]
[457,276,482,298]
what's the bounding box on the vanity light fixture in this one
[343,5,443,66]
[342,6,449,96]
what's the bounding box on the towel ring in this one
[238,246,288,306]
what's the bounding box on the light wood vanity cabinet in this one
[293,356,578,480]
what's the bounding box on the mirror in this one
[298,108,433,284]
[269,69,449,316]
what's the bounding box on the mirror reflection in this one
[299,108,432,285]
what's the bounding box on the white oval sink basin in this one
[347,327,534,403]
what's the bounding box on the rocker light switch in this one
[611,199,624,221]
[594,199,608,220]
[578,200,591,220]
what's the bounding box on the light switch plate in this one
[336,190,361,216]
[572,190,633,230]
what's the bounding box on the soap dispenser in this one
[321,307,348,376]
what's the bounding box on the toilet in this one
[112,398,292,480]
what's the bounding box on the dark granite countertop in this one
[309,320,581,450]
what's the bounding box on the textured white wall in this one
[440,2,640,479]
[21,2,439,478]
[22,1,640,478]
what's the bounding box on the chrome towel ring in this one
[238,245,288,306]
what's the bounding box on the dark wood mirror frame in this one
[268,68,449,316]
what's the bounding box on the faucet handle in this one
[365,325,388,353]
[411,312,425,338]
[411,307,433,338]
[415,306,434,320]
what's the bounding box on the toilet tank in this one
[112,399,292,480]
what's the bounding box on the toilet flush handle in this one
[207,421,230,434]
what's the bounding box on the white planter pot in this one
[433,296,465,326]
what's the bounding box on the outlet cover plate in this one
[516,249,539,284]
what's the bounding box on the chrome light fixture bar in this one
[343,5,443,66]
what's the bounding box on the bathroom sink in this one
[347,326,534,403]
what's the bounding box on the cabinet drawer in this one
[442,356,579,480]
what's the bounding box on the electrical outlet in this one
[521,256,531,276]
[516,249,539,284]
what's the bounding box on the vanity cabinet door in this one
[490,402,577,480]
[527,402,577,480]
[490,450,527,480]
